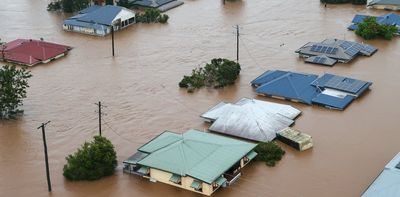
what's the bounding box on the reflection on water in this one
[0,0,400,196]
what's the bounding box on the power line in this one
[101,117,146,145]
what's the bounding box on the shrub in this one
[254,142,285,167]
[47,0,90,13]
[179,58,241,92]
[356,17,397,40]
[136,8,169,23]
[0,65,32,119]
[117,0,132,8]
[158,14,169,23]
[63,136,117,181]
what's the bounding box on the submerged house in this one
[127,0,184,12]
[0,39,71,66]
[123,129,257,196]
[348,13,400,35]
[362,152,400,196]
[63,5,136,36]
[276,128,313,151]
[295,39,377,66]
[200,98,301,142]
[367,0,400,10]
[251,70,372,110]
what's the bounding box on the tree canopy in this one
[179,58,241,92]
[356,17,398,40]
[47,0,90,13]
[320,0,366,4]
[0,65,32,119]
[63,136,118,181]
[254,142,285,167]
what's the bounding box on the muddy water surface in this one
[1,0,400,196]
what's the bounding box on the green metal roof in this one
[137,129,257,184]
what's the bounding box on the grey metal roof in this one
[295,39,377,64]
[201,98,301,142]
[305,55,337,66]
[368,0,400,6]
[362,152,400,197]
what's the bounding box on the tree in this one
[0,65,32,119]
[63,136,117,181]
[136,8,169,23]
[179,58,241,92]
[117,0,131,8]
[254,142,285,167]
[356,17,398,40]
[47,0,90,13]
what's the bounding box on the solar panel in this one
[340,41,353,50]
[363,45,377,54]
[344,43,363,56]
[324,76,368,94]
[310,45,338,55]
[311,56,327,64]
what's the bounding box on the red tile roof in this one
[1,39,71,66]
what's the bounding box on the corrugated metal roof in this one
[295,39,378,64]
[201,98,301,142]
[368,0,400,6]
[254,72,319,104]
[362,152,400,197]
[135,129,256,184]
[252,70,372,110]
[2,39,71,66]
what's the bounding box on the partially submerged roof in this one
[348,13,400,34]
[251,70,372,110]
[362,152,400,197]
[134,129,257,184]
[128,0,184,11]
[277,128,312,145]
[1,39,71,66]
[253,71,319,104]
[64,5,135,29]
[305,55,337,66]
[295,39,378,64]
[368,0,400,6]
[201,98,301,142]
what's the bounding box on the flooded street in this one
[1,0,400,196]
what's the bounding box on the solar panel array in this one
[312,56,327,64]
[310,45,338,55]
[344,43,363,57]
[339,41,354,50]
[324,76,367,94]
[362,45,377,54]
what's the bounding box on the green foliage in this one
[117,0,132,8]
[179,58,241,92]
[47,0,90,13]
[254,142,285,167]
[320,0,366,4]
[63,136,117,181]
[136,8,169,23]
[0,65,32,119]
[356,17,397,40]
[105,0,114,5]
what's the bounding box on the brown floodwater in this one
[1,0,400,196]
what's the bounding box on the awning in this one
[169,174,181,184]
[190,180,202,189]
[246,150,258,160]
[214,176,227,186]
[137,166,149,174]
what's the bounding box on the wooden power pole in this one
[37,121,52,192]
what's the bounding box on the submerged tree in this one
[254,142,285,167]
[356,17,398,40]
[179,58,241,92]
[0,65,32,119]
[47,0,90,13]
[136,8,169,24]
[63,136,117,181]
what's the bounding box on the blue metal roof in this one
[349,13,400,33]
[251,70,288,86]
[64,5,124,28]
[252,70,372,110]
[254,71,319,104]
[311,74,372,97]
[312,93,354,110]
